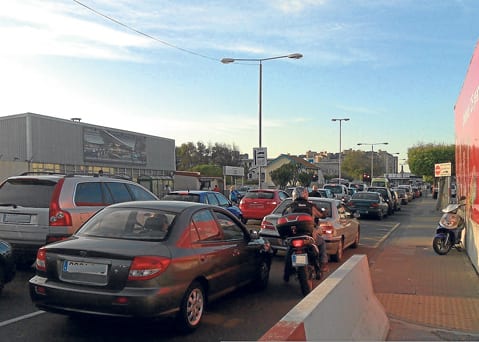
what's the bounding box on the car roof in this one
[108,200,211,212]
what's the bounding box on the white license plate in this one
[4,213,32,223]
[292,253,308,266]
[63,260,108,275]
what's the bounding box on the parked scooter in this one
[432,197,466,255]
[277,213,320,296]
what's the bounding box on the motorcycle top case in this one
[276,213,314,239]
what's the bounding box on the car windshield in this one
[244,191,274,199]
[162,193,200,202]
[77,207,176,241]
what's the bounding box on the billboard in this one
[83,127,147,165]
[455,40,479,224]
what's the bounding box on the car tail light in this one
[260,220,276,230]
[128,256,171,281]
[291,239,305,248]
[35,247,47,271]
[49,179,72,227]
[370,203,379,208]
[320,223,335,236]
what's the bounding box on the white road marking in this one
[0,310,45,327]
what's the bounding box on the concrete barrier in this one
[259,254,390,341]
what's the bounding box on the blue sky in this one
[1,0,478,168]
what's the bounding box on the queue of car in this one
[0,171,419,334]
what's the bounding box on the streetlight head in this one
[221,58,235,64]
[288,53,303,59]
[345,118,350,121]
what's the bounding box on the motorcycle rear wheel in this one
[297,265,315,297]
[433,235,452,255]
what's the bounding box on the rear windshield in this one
[244,191,274,199]
[352,193,378,200]
[323,185,343,194]
[0,178,57,208]
[77,207,176,241]
[162,193,200,202]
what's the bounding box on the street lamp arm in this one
[221,53,303,64]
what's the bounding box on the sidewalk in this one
[368,196,479,341]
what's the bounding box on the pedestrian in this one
[229,185,240,205]
[309,184,322,197]
[213,184,220,192]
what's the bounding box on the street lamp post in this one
[385,152,400,174]
[357,142,388,183]
[221,53,303,188]
[331,118,350,181]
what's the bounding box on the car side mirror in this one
[249,230,259,240]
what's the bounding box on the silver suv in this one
[0,173,158,266]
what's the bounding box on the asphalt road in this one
[0,200,416,341]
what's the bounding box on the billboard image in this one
[83,127,147,165]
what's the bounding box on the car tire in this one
[331,239,343,262]
[252,258,271,291]
[351,229,360,249]
[176,281,205,333]
[0,266,4,296]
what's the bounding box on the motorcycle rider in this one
[283,186,329,281]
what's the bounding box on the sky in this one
[1,0,478,169]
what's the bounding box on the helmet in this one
[292,187,308,201]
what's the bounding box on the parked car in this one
[323,184,350,202]
[392,187,408,205]
[367,186,394,215]
[239,189,290,223]
[0,172,158,266]
[162,190,246,223]
[0,239,16,295]
[29,201,272,332]
[398,185,414,202]
[389,189,401,212]
[346,191,389,220]
[260,197,360,261]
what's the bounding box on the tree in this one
[298,172,313,187]
[270,164,296,189]
[176,141,242,171]
[342,150,370,180]
[191,164,223,177]
[408,143,455,183]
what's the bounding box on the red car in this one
[239,189,290,223]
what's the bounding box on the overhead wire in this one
[72,0,219,62]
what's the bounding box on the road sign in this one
[223,166,244,177]
[434,162,451,177]
[253,147,268,167]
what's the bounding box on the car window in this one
[279,191,289,200]
[75,182,105,206]
[214,211,244,240]
[126,184,157,200]
[313,201,332,218]
[215,193,230,207]
[191,209,223,242]
[273,199,293,214]
[77,207,173,240]
[206,192,219,205]
[105,182,133,203]
[0,178,57,208]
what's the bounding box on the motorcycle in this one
[432,199,466,255]
[276,213,320,296]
